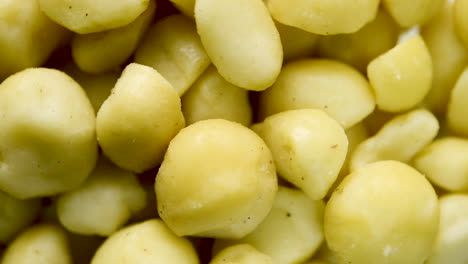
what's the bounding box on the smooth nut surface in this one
[155,119,277,238]
[414,137,468,192]
[214,186,325,264]
[367,36,432,112]
[265,0,380,35]
[350,109,439,171]
[325,161,439,264]
[39,0,149,34]
[0,68,98,199]
[91,219,199,264]
[260,109,348,200]
[57,157,146,236]
[135,14,211,96]
[259,59,375,129]
[195,0,283,91]
[2,224,72,264]
[96,63,185,173]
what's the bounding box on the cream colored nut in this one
[57,157,146,236]
[350,109,439,171]
[214,186,324,264]
[265,0,379,35]
[39,0,149,34]
[325,161,439,264]
[134,14,211,96]
[260,109,348,200]
[169,0,194,16]
[447,67,468,136]
[96,63,185,173]
[2,224,72,264]
[0,0,70,80]
[0,68,97,199]
[276,22,318,61]
[383,0,443,27]
[413,137,468,192]
[71,0,156,74]
[327,122,369,196]
[155,119,277,239]
[211,244,272,264]
[454,0,468,49]
[182,66,252,126]
[91,219,199,264]
[63,63,119,113]
[427,194,468,264]
[195,0,283,91]
[317,8,399,73]
[421,0,468,114]
[259,59,375,129]
[367,35,432,112]
[0,191,41,243]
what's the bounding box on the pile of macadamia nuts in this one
[2,0,468,263]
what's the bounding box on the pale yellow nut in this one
[454,0,468,49]
[327,122,369,196]
[91,219,199,264]
[96,63,185,173]
[155,119,277,239]
[0,191,41,243]
[260,109,348,200]
[265,0,379,35]
[421,0,468,114]
[317,8,399,73]
[38,0,149,34]
[169,0,194,16]
[350,109,439,171]
[275,22,318,61]
[182,66,252,126]
[325,161,439,264]
[71,0,156,74]
[2,224,72,264]
[259,59,375,129]
[57,157,146,236]
[211,244,273,264]
[447,67,468,137]
[0,0,70,80]
[195,0,283,91]
[134,14,211,96]
[0,68,97,199]
[383,0,443,27]
[63,63,119,113]
[427,194,468,264]
[213,186,324,264]
[414,137,468,192]
[367,35,432,112]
